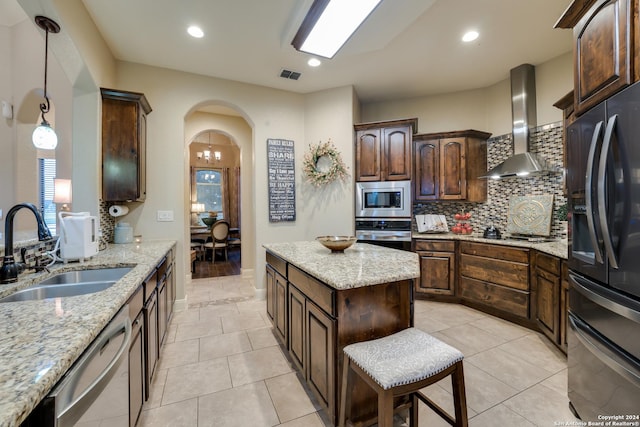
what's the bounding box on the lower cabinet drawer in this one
[414,239,455,252]
[458,276,530,319]
[459,253,529,291]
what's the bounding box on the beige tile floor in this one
[138,275,582,427]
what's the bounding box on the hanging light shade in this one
[32,16,61,150]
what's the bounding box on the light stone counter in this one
[263,241,420,289]
[0,240,176,427]
[412,232,568,259]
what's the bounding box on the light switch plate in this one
[157,210,174,222]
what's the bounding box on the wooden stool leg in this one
[378,389,394,427]
[410,393,419,427]
[339,354,351,427]
[451,362,469,427]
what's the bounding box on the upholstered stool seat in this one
[339,327,468,427]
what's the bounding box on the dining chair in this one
[204,220,229,263]
[227,228,241,251]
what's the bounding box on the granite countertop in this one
[263,241,420,289]
[412,232,568,259]
[0,240,176,427]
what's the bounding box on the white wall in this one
[112,62,357,297]
[0,25,14,216]
[302,86,356,237]
[1,17,73,233]
[362,52,573,137]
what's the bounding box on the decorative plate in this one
[506,195,554,236]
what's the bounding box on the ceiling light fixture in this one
[32,16,61,150]
[462,30,479,42]
[292,0,382,59]
[187,25,204,38]
[307,58,321,67]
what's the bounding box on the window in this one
[192,168,225,220]
[39,158,56,235]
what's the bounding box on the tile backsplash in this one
[414,121,567,238]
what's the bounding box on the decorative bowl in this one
[201,217,217,228]
[316,236,357,253]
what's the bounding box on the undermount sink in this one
[0,267,133,303]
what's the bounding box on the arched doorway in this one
[189,130,241,277]
[184,103,254,281]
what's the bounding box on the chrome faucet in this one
[1,203,53,284]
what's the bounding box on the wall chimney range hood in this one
[482,64,551,179]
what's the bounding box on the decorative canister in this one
[113,222,134,244]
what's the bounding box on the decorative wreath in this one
[302,139,349,186]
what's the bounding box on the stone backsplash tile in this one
[414,122,567,238]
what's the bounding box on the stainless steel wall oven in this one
[355,180,412,250]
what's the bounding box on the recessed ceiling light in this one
[308,58,321,67]
[462,31,479,42]
[188,25,204,38]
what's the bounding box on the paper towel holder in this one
[109,204,130,217]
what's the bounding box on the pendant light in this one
[32,16,61,150]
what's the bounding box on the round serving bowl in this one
[201,217,217,228]
[316,236,357,253]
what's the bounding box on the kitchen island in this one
[263,241,419,425]
[0,240,176,427]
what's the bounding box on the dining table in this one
[190,225,211,241]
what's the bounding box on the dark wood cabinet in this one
[266,265,276,321]
[157,257,168,346]
[306,300,335,415]
[127,285,145,427]
[288,284,306,372]
[266,253,288,347]
[266,252,412,425]
[413,130,490,202]
[101,88,151,202]
[355,128,381,181]
[413,239,456,297]
[143,272,158,400]
[275,271,288,347]
[166,250,175,323]
[560,260,569,353]
[534,252,562,344]
[556,0,638,115]
[413,139,438,199]
[354,118,417,182]
[129,309,145,427]
[458,242,532,322]
[553,91,577,196]
[158,280,167,346]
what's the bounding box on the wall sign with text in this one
[267,138,296,222]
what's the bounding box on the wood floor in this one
[192,246,241,279]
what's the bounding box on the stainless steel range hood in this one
[482,64,551,179]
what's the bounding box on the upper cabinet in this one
[354,118,417,182]
[413,130,490,202]
[101,88,152,202]
[555,0,638,115]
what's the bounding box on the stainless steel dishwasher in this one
[22,305,132,427]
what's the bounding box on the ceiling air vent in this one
[280,69,301,80]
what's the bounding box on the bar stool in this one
[339,327,468,427]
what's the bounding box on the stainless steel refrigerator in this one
[566,80,640,421]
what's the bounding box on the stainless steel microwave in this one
[355,180,412,218]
